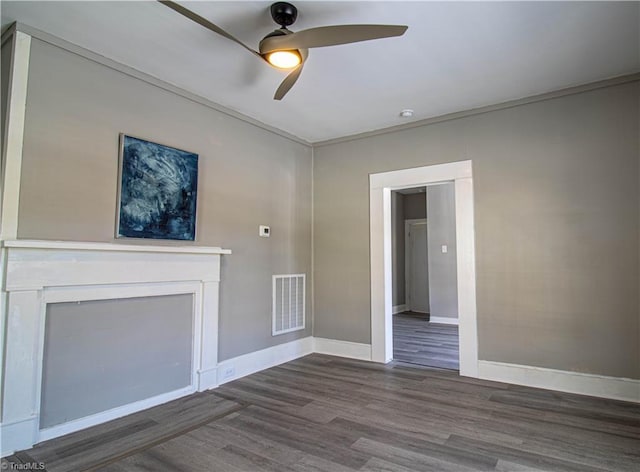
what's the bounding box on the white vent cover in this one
[272,274,305,335]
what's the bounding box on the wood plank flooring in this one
[3,392,242,472]
[3,354,639,472]
[393,312,459,370]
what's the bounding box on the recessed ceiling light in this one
[399,109,414,118]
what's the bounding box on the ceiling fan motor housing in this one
[260,28,293,55]
[271,2,298,28]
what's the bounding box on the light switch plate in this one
[441,245,448,253]
[259,225,270,237]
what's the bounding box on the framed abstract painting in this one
[116,134,198,241]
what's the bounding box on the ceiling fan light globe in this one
[266,50,301,69]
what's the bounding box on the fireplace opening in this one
[40,294,194,429]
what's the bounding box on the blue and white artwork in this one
[117,135,198,241]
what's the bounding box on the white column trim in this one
[1,31,31,240]
[454,177,478,377]
[199,281,220,391]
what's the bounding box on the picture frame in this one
[116,134,198,241]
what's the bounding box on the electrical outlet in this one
[222,366,236,380]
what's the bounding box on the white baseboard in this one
[38,385,196,443]
[197,367,219,391]
[429,316,459,325]
[392,304,406,314]
[478,360,640,403]
[313,337,372,361]
[217,336,314,385]
[1,416,38,457]
[8,341,636,459]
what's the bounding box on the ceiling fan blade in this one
[159,0,263,59]
[273,48,307,100]
[274,64,304,100]
[260,24,407,53]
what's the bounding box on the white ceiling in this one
[2,1,638,143]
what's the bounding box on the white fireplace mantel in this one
[2,239,232,254]
[0,240,231,456]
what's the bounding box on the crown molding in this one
[9,22,312,148]
[7,22,639,150]
[313,72,640,148]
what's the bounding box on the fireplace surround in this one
[0,239,230,455]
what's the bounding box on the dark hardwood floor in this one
[393,312,460,370]
[3,354,639,472]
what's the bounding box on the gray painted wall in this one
[41,295,193,428]
[405,193,428,311]
[404,192,427,220]
[391,192,428,308]
[391,192,405,307]
[426,183,458,319]
[314,81,640,379]
[407,220,429,313]
[9,35,640,381]
[18,39,313,361]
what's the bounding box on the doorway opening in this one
[391,185,459,370]
[369,160,478,378]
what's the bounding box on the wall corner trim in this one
[478,360,640,404]
[392,304,406,315]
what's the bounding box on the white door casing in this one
[369,160,478,377]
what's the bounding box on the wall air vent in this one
[272,274,305,335]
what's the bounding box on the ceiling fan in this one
[159,1,408,100]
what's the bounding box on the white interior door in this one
[405,219,429,313]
